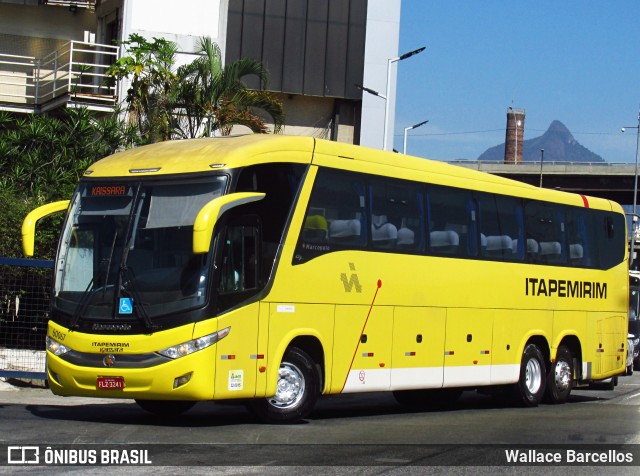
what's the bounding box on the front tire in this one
[249,347,320,424]
[513,343,546,407]
[544,345,573,404]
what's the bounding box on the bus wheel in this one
[135,400,196,416]
[603,376,618,391]
[513,343,546,407]
[393,388,462,408]
[544,346,573,404]
[249,347,320,424]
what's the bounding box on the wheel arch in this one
[288,335,325,390]
[525,335,550,368]
[267,332,326,396]
[554,335,582,379]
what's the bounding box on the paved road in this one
[0,373,639,474]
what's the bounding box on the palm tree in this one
[173,37,284,138]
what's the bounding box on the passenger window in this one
[427,186,472,256]
[478,193,524,261]
[300,169,366,249]
[369,178,424,251]
[597,212,626,270]
[565,208,593,267]
[524,201,566,264]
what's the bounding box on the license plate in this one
[97,376,125,390]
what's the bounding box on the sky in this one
[393,1,640,163]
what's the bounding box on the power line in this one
[395,128,503,137]
[396,127,624,138]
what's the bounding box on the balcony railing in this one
[0,40,119,113]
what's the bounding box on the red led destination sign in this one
[89,185,129,197]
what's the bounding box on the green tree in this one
[0,108,135,258]
[106,34,178,144]
[174,37,284,137]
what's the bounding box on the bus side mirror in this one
[22,200,70,257]
[193,192,265,254]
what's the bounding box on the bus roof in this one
[84,134,620,213]
[84,135,316,177]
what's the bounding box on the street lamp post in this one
[403,120,429,155]
[622,108,640,214]
[382,46,426,151]
[539,149,544,187]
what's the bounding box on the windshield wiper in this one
[111,184,155,332]
[118,267,154,331]
[69,231,118,329]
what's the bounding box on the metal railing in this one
[0,52,37,106]
[0,258,53,380]
[447,159,634,167]
[0,40,119,112]
[0,257,53,381]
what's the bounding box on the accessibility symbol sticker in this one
[119,297,133,314]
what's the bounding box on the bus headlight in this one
[158,327,230,359]
[46,336,71,356]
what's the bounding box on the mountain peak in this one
[543,120,575,144]
[546,120,571,136]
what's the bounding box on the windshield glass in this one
[54,177,227,321]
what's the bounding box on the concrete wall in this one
[360,0,401,150]
[112,0,229,109]
[120,0,228,61]
[228,94,356,144]
[0,3,96,57]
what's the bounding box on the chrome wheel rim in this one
[268,362,306,409]
[525,358,543,394]
[554,360,572,392]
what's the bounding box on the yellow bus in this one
[23,135,629,423]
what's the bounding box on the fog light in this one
[173,372,193,389]
[49,370,60,385]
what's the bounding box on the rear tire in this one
[248,347,320,424]
[135,399,196,416]
[544,345,573,404]
[603,376,618,391]
[513,343,546,407]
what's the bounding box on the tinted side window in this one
[370,177,424,251]
[565,207,597,268]
[215,218,261,314]
[598,211,626,269]
[478,193,524,261]
[525,201,566,265]
[428,186,473,256]
[299,168,366,249]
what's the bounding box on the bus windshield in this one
[54,177,227,321]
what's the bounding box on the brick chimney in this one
[505,107,525,164]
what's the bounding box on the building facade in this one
[0,0,401,148]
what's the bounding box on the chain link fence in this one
[0,257,52,381]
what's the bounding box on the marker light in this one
[128,167,161,173]
[46,336,71,356]
[158,327,230,359]
[173,372,193,389]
